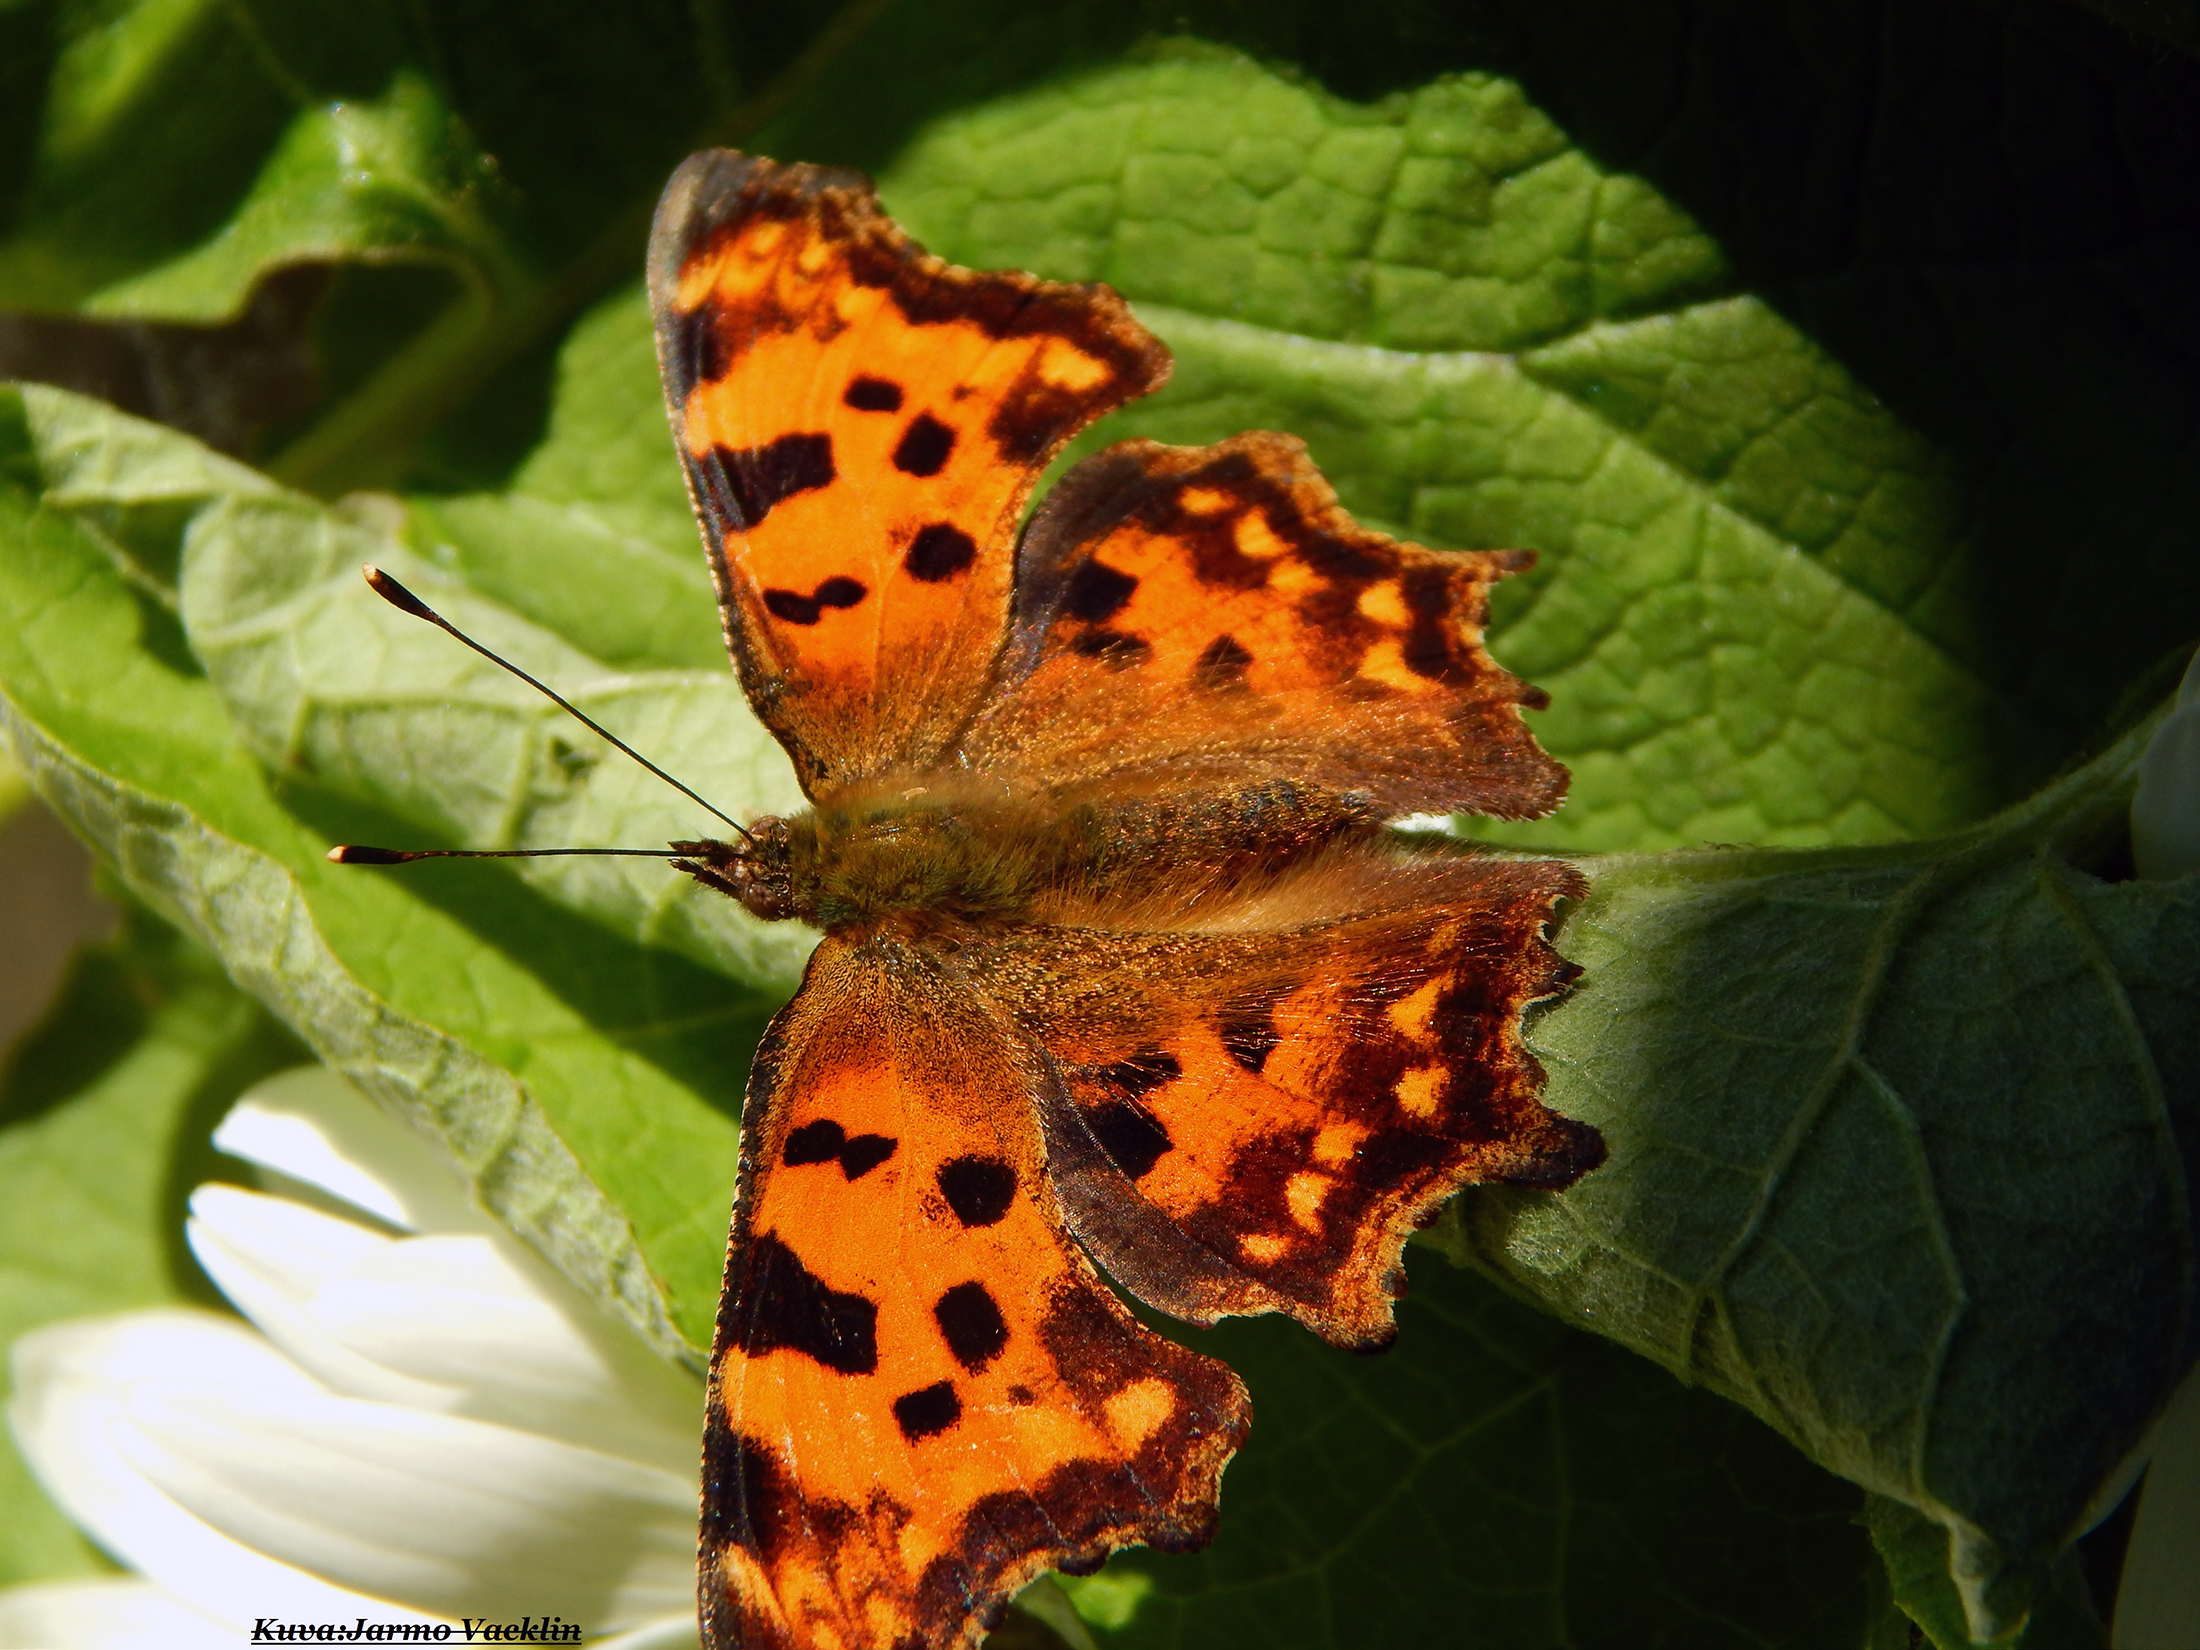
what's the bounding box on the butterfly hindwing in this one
[959,432,1564,820]
[648,152,1169,797]
[969,849,1597,1349]
[704,936,1250,1650]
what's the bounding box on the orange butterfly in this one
[644,149,1604,1650]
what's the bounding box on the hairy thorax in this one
[671,779,1380,940]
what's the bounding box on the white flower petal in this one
[0,1577,236,1649]
[8,1311,441,1631]
[185,1185,461,1413]
[117,1378,696,1631]
[22,1073,711,1646]
[188,1185,701,1467]
[312,1235,703,1467]
[213,1066,492,1234]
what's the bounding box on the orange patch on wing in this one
[1387,977,1445,1042]
[1393,1065,1447,1119]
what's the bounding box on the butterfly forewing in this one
[705,938,1247,1649]
[960,431,1567,820]
[648,151,1167,799]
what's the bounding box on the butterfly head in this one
[671,819,797,922]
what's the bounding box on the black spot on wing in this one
[782,1119,896,1178]
[1399,563,1464,682]
[701,1425,785,1557]
[1219,996,1282,1075]
[689,304,733,391]
[735,1231,878,1374]
[1193,633,1253,690]
[934,1281,1010,1372]
[663,304,729,411]
[762,575,867,626]
[1296,521,1391,585]
[984,335,1141,464]
[717,433,835,528]
[1356,1128,1453,1186]
[904,522,977,583]
[1069,628,1152,669]
[783,1119,844,1166]
[1087,1100,1172,1181]
[839,1134,898,1179]
[937,1156,1016,1227]
[844,375,904,412]
[1096,1049,1179,1101]
[892,1380,962,1442]
[909,1472,1117,1649]
[762,591,819,624]
[1064,560,1137,623]
[892,413,957,477]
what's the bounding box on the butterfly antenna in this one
[352,564,756,846]
[329,844,698,865]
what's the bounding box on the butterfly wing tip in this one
[649,150,744,289]
[1514,1115,1607,1188]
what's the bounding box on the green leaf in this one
[0,740,26,823]
[403,284,726,673]
[0,0,754,317]
[0,908,302,1586]
[83,71,512,323]
[176,487,809,989]
[858,33,2192,852]
[0,383,761,1358]
[1452,721,2194,1637]
[1066,1254,1888,1649]
[1865,1496,2105,1650]
[0,0,866,496]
